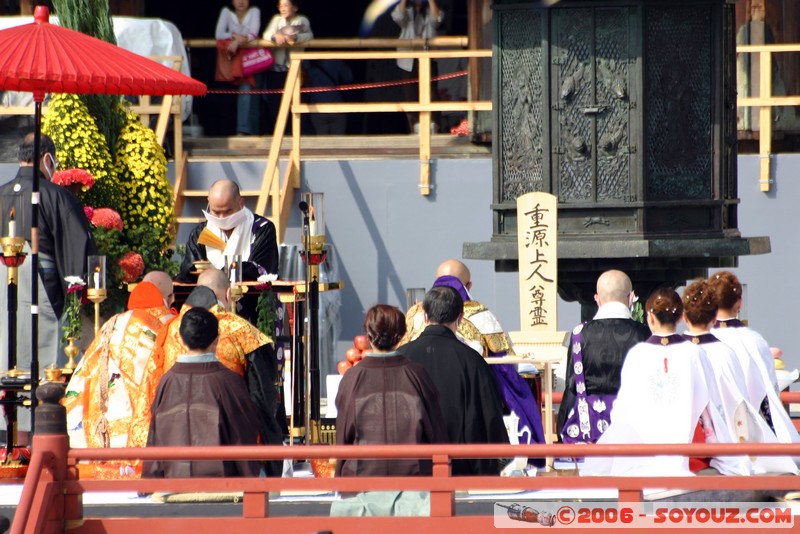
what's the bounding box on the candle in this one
[8,208,15,238]
[230,267,237,286]
[308,204,317,236]
[93,267,101,289]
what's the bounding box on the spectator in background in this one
[304,59,353,135]
[262,0,313,133]
[215,0,261,135]
[392,0,444,133]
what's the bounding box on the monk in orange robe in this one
[65,280,174,479]
[132,269,284,475]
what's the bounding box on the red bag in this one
[241,48,274,77]
[215,39,243,82]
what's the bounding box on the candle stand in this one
[87,288,107,334]
[0,235,28,461]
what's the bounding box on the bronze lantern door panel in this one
[551,6,639,204]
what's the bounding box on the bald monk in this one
[133,269,285,475]
[176,179,278,282]
[402,259,546,452]
[142,270,175,310]
[557,270,649,443]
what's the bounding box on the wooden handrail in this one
[254,49,493,230]
[735,43,800,192]
[16,426,800,532]
[65,441,800,462]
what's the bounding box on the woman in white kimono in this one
[581,288,747,477]
[681,280,796,474]
[708,271,799,444]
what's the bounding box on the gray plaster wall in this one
[2,152,797,377]
[723,154,800,373]
[172,153,800,378]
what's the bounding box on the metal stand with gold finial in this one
[299,192,326,446]
[1,235,27,369]
[0,227,28,461]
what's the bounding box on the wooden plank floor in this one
[184,134,492,160]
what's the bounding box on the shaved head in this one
[435,259,471,288]
[197,268,230,304]
[143,271,174,305]
[207,179,244,218]
[596,270,633,306]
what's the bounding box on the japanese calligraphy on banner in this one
[517,192,558,332]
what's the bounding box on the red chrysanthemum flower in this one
[91,208,123,231]
[118,251,145,283]
[52,168,95,189]
[66,284,82,295]
[83,206,94,222]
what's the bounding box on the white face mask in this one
[42,153,58,180]
[203,208,248,230]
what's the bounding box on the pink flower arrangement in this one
[118,251,145,283]
[91,208,123,231]
[52,168,95,190]
[83,206,94,222]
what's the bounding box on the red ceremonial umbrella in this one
[0,5,206,430]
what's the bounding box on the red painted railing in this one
[12,385,800,533]
[14,438,800,534]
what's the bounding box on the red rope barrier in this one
[206,70,468,96]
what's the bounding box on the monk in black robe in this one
[398,286,508,476]
[0,133,96,438]
[176,179,278,283]
[557,270,650,440]
[143,308,261,478]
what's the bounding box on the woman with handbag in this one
[580,288,748,477]
[215,0,261,135]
